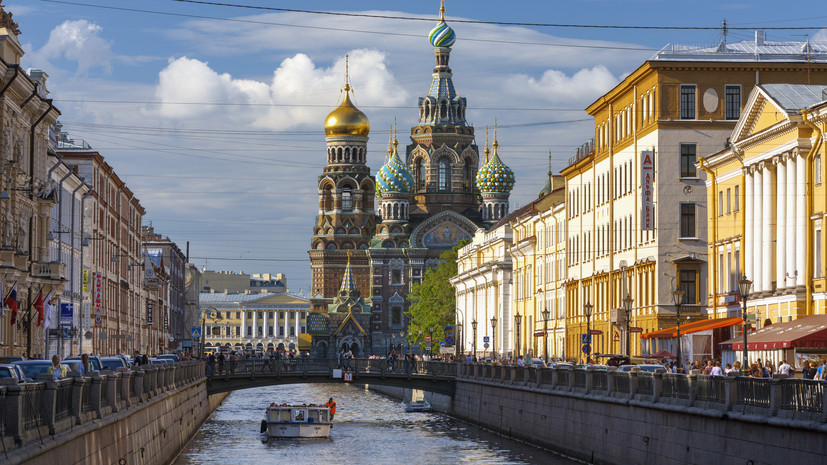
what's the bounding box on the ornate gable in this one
[409,210,476,248]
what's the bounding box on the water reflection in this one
[173,383,580,465]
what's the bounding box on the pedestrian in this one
[343,348,353,371]
[261,348,271,373]
[710,361,723,376]
[48,355,68,380]
[218,352,225,374]
[133,350,142,366]
[141,354,149,365]
[229,352,238,374]
[80,353,91,376]
[724,363,733,374]
[777,360,792,376]
[704,360,713,375]
[325,397,337,421]
[816,360,827,380]
[207,353,216,375]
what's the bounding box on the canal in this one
[173,383,581,465]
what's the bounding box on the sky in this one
[9,0,827,295]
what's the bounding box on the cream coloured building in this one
[700,84,827,326]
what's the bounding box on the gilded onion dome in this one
[476,137,515,194]
[324,83,370,137]
[376,134,414,196]
[429,1,456,48]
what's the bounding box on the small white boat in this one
[262,404,332,438]
[402,399,432,412]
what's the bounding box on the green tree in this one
[406,240,468,354]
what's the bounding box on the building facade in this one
[560,34,827,364]
[701,84,827,328]
[143,226,186,353]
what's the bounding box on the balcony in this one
[0,249,28,270]
[31,261,65,280]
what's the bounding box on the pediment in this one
[732,87,793,145]
[410,210,475,249]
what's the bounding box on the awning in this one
[719,314,827,351]
[641,317,743,339]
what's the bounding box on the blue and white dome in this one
[429,21,456,48]
[376,142,414,195]
[476,141,515,194]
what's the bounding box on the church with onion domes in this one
[307,2,515,357]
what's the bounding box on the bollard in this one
[769,378,782,416]
[723,376,737,411]
[106,373,120,413]
[90,374,104,419]
[652,372,663,404]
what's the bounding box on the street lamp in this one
[456,321,463,358]
[471,319,478,360]
[738,275,753,373]
[542,308,550,363]
[199,308,222,359]
[623,294,634,357]
[490,316,498,361]
[584,301,593,363]
[514,312,522,359]
[671,288,685,373]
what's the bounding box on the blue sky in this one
[9,1,827,295]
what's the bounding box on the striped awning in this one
[641,317,743,339]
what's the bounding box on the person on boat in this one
[325,397,337,420]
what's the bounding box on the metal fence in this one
[637,373,654,396]
[736,377,771,408]
[780,378,823,413]
[661,373,689,400]
[695,375,726,403]
[54,381,74,421]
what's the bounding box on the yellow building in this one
[200,292,310,354]
[700,84,827,326]
[560,34,827,364]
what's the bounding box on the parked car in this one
[0,364,21,383]
[157,354,180,363]
[61,360,84,373]
[0,356,25,364]
[64,355,103,372]
[100,356,128,371]
[13,360,58,381]
[617,364,667,373]
[148,358,168,365]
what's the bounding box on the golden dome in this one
[324,85,370,137]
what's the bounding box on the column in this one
[776,157,786,288]
[786,155,797,288]
[262,311,268,340]
[753,167,763,292]
[745,168,754,285]
[762,162,773,292]
[796,153,806,287]
[294,310,300,340]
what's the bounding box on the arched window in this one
[416,159,425,191]
[463,159,473,190]
[342,188,353,212]
[438,158,450,191]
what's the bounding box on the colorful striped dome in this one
[429,21,456,48]
[476,142,515,194]
[376,143,414,196]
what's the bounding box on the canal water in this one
[173,383,581,465]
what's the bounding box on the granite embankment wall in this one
[2,362,227,465]
[369,365,827,465]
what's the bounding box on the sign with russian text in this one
[60,303,73,327]
[82,269,89,293]
[641,150,655,231]
[83,302,91,331]
[94,272,103,327]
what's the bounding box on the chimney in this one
[755,31,766,46]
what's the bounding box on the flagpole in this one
[27,286,32,358]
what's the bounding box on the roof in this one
[199,292,308,305]
[719,314,827,351]
[760,84,827,113]
[651,37,827,63]
[641,317,743,339]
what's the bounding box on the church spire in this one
[339,250,357,292]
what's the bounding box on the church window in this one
[392,306,402,325]
[439,158,450,191]
[327,243,337,249]
[342,188,353,211]
[392,269,402,284]
[464,159,473,189]
[416,159,425,190]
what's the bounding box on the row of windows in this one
[680,84,741,120]
[717,185,741,216]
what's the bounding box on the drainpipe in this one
[698,158,717,316]
[801,110,824,313]
[69,182,84,356]
[0,64,20,97]
[78,187,93,354]
[29,97,54,182]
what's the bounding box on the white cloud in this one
[502,66,618,104]
[28,20,112,75]
[814,29,827,43]
[4,4,36,16]
[153,49,408,130]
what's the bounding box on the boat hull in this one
[266,422,331,438]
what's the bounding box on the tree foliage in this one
[406,240,468,353]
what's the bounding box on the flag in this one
[34,290,44,327]
[43,291,53,329]
[4,283,17,325]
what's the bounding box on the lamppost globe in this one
[541,308,550,362]
[671,289,685,372]
[490,316,498,360]
[622,294,633,357]
[471,319,478,360]
[514,312,522,359]
[584,302,593,363]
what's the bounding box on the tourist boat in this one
[262,403,332,438]
[401,399,432,412]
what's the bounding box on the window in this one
[438,158,450,191]
[464,159,473,189]
[279,326,285,336]
[679,270,697,304]
[734,185,740,211]
[718,191,724,216]
[392,306,402,325]
[680,144,697,177]
[680,85,696,119]
[342,188,353,212]
[680,203,696,238]
[391,269,401,284]
[816,228,823,278]
[816,155,822,185]
[725,85,741,120]
[726,188,731,214]
[246,326,252,336]
[416,159,425,190]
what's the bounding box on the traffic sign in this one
[582,344,591,354]
[439,341,445,347]
[445,336,454,345]
[439,347,455,354]
[589,329,603,336]
[629,327,644,333]
[192,327,202,339]
[483,336,490,343]
[483,342,490,349]
[425,335,432,342]
[426,342,431,348]
[581,334,591,344]
[344,371,353,382]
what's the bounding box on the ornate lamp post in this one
[671,288,685,373]
[514,312,522,359]
[738,275,753,373]
[490,316,498,361]
[542,308,550,363]
[199,308,222,359]
[471,319,478,359]
[623,294,634,357]
[584,302,593,363]
[456,321,463,357]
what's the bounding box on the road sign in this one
[426,342,432,348]
[589,329,603,336]
[99,331,107,340]
[483,342,490,349]
[425,335,431,342]
[439,347,455,354]
[445,336,454,345]
[483,336,490,343]
[192,327,202,339]
[344,371,353,382]
[630,327,644,333]
[581,334,591,344]
[582,344,591,354]
[439,341,445,347]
